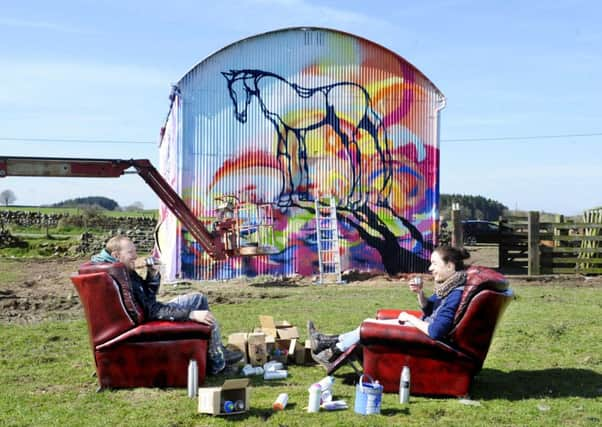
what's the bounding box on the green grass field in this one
[1,280,601,426]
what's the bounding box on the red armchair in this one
[71,262,212,389]
[359,266,513,397]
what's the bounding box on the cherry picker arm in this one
[0,156,233,260]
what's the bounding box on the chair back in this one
[71,262,143,346]
[448,266,513,365]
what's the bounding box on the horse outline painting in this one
[222,69,393,209]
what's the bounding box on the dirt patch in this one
[1,247,600,324]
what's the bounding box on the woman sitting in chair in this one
[308,245,471,368]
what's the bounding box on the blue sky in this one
[1,0,600,215]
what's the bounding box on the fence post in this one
[528,211,540,275]
[451,204,463,247]
[498,215,506,269]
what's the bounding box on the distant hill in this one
[51,196,119,211]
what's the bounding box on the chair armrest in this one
[360,320,467,360]
[97,321,212,351]
[376,309,423,319]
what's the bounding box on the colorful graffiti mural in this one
[158,28,445,280]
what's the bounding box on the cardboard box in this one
[247,332,267,366]
[294,339,314,365]
[227,333,248,364]
[258,315,299,340]
[198,378,250,416]
[258,315,301,364]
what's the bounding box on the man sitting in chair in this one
[91,235,243,374]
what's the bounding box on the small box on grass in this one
[227,332,248,363]
[198,378,250,416]
[258,315,300,364]
[247,332,267,366]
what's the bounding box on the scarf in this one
[433,270,467,298]
[90,248,118,264]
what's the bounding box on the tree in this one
[0,189,16,206]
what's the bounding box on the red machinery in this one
[0,156,275,260]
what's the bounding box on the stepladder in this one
[314,197,345,284]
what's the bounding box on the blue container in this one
[354,375,383,415]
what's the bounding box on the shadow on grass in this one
[473,368,602,400]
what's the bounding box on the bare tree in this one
[0,189,16,206]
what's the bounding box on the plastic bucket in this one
[354,375,383,415]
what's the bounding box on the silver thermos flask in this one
[188,359,198,398]
[399,365,410,404]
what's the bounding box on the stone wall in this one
[0,210,157,254]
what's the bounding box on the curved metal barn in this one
[157,27,445,280]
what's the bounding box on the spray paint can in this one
[223,400,234,413]
[307,383,322,413]
[263,361,284,372]
[399,365,411,404]
[234,400,245,411]
[317,375,335,391]
[187,359,198,398]
[264,369,288,380]
[242,364,264,376]
[272,393,288,411]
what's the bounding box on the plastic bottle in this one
[399,365,410,404]
[187,359,198,398]
[272,393,288,410]
[307,383,322,413]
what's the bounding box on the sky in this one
[1,0,601,215]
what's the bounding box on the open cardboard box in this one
[258,315,300,364]
[198,378,250,416]
[258,315,299,340]
[227,332,249,364]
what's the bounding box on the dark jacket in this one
[129,270,192,321]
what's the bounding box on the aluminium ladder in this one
[314,197,344,284]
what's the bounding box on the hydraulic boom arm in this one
[0,156,229,260]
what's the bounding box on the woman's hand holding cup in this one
[408,276,423,293]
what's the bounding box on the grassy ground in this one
[1,279,601,426]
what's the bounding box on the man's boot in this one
[307,320,340,353]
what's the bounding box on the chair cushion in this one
[79,261,145,324]
[453,265,508,324]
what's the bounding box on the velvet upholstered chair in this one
[359,266,513,397]
[71,262,211,389]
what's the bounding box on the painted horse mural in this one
[222,69,393,209]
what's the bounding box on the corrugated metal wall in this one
[158,27,445,280]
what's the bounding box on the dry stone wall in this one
[0,211,157,254]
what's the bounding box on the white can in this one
[264,369,288,380]
[317,375,335,391]
[307,383,322,413]
[242,364,264,376]
[272,393,288,411]
[263,361,284,372]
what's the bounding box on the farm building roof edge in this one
[176,26,445,97]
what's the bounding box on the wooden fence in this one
[499,209,602,275]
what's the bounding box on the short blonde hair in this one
[105,235,131,255]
